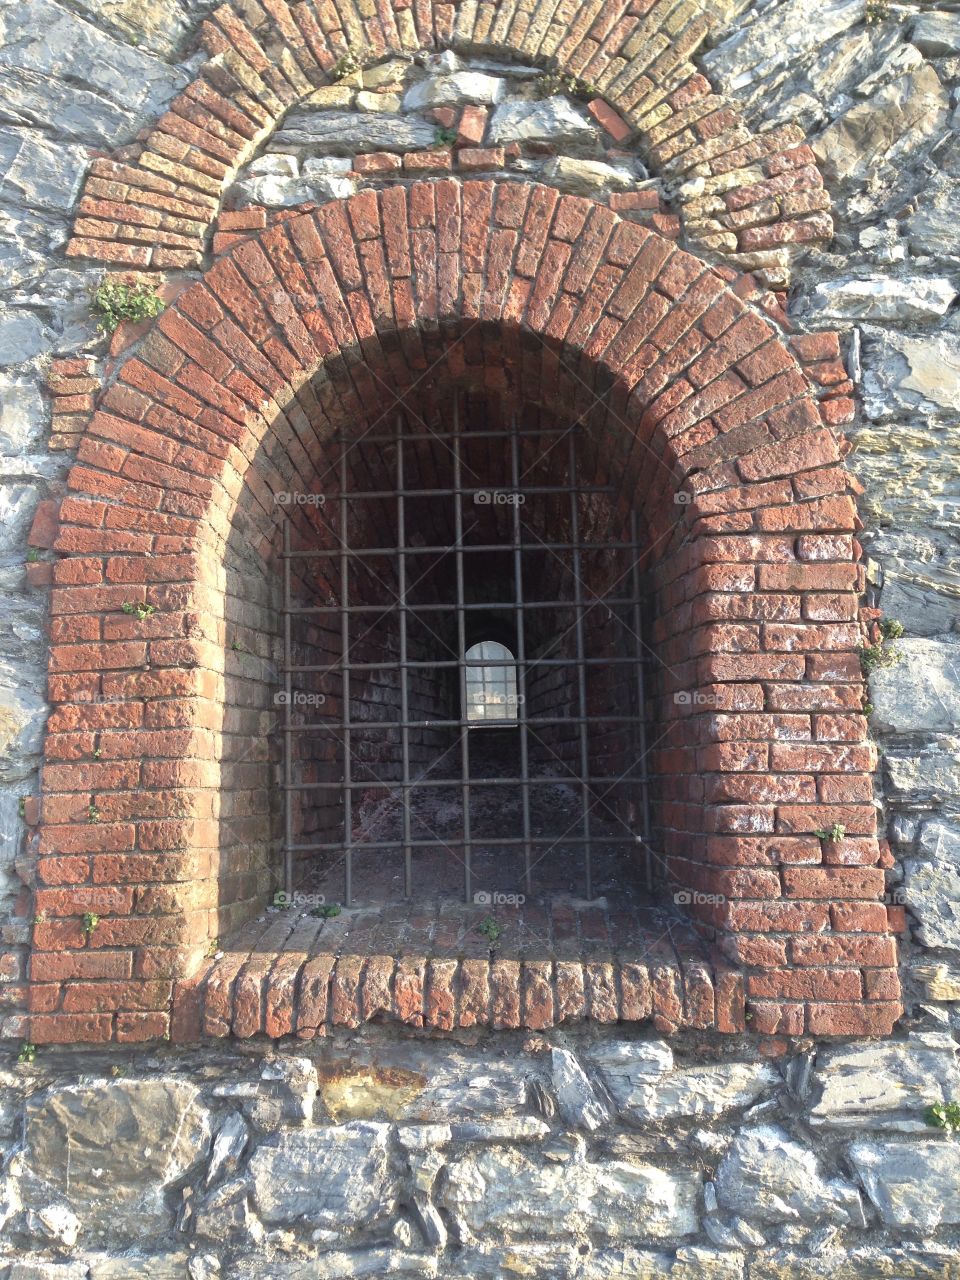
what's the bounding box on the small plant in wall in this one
[309,903,342,919]
[332,49,364,80]
[93,276,164,334]
[434,125,458,147]
[88,804,102,824]
[18,1041,37,1065]
[814,824,847,842]
[926,1101,960,1134]
[18,796,27,819]
[535,71,599,101]
[26,547,41,564]
[865,0,890,24]
[82,912,101,936]
[121,601,155,620]
[477,915,503,943]
[860,619,904,675]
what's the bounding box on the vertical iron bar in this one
[510,415,532,896]
[630,509,654,892]
[397,414,413,897]
[339,439,353,907]
[282,517,294,900]
[453,397,471,903]
[568,431,593,900]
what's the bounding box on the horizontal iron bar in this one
[330,426,585,446]
[283,775,644,790]
[287,597,645,614]
[282,715,644,731]
[297,484,614,500]
[281,539,642,559]
[287,835,642,852]
[284,656,646,673]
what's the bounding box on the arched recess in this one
[65,0,831,281]
[31,180,900,1043]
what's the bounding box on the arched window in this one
[465,640,519,723]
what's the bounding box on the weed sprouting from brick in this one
[93,277,164,334]
[536,71,599,100]
[814,824,846,842]
[477,916,503,942]
[121,601,155,620]
[434,125,458,146]
[332,49,364,80]
[18,1042,37,1065]
[82,912,101,936]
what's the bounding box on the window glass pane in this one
[465,641,518,722]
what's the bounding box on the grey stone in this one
[0,312,48,366]
[903,820,960,950]
[272,111,437,156]
[232,173,356,207]
[588,1040,675,1108]
[748,1248,954,1280]
[911,958,960,1000]
[441,1141,700,1242]
[0,375,46,451]
[0,129,89,213]
[245,153,299,177]
[906,179,960,259]
[302,156,354,176]
[400,1067,528,1120]
[610,1062,779,1124]
[192,1177,263,1244]
[862,328,960,419]
[260,1055,318,1121]
[356,90,403,113]
[0,1,186,138]
[715,1126,864,1226]
[550,1047,609,1131]
[0,65,142,147]
[62,0,194,59]
[869,638,960,733]
[803,278,957,323]
[24,1203,81,1247]
[542,156,635,194]
[7,1265,89,1280]
[812,66,949,192]
[449,1116,551,1141]
[403,71,506,110]
[809,1041,960,1131]
[21,1079,211,1239]
[247,1122,397,1231]
[883,737,960,803]
[911,14,960,58]
[206,1111,249,1185]
[488,99,598,148]
[848,1139,960,1230]
[0,682,46,785]
[362,58,415,89]
[232,1253,440,1278]
[88,1253,193,1280]
[702,0,863,91]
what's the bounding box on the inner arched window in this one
[465,641,519,724]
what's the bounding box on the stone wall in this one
[1,0,960,1271]
[2,1027,960,1277]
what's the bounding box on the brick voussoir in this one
[158,950,747,1038]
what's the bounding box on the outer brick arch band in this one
[31,179,901,1044]
[65,0,833,281]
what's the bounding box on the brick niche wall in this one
[29,181,901,1042]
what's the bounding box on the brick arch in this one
[66,0,831,281]
[31,180,900,1044]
